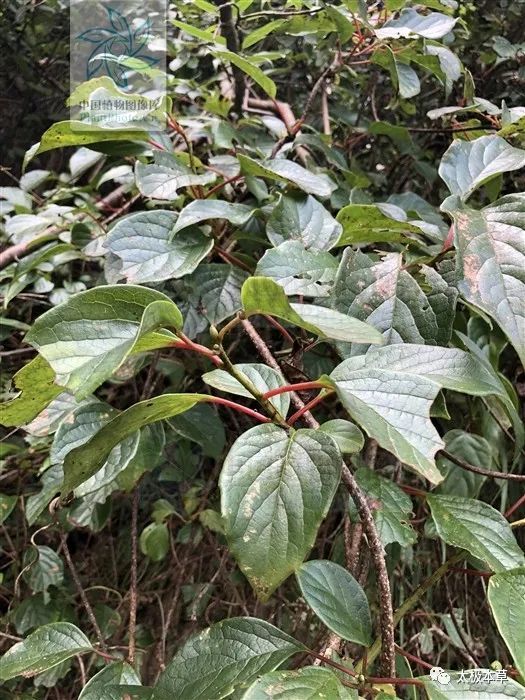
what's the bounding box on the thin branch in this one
[441,449,525,482]
[127,488,139,666]
[207,395,272,423]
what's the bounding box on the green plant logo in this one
[76,6,158,87]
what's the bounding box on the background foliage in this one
[1,1,525,698]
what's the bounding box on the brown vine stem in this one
[127,487,139,667]
[240,318,396,677]
[441,449,525,482]
[59,531,107,651]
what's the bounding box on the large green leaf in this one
[105,210,213,284]
[427,495,525,572]
[335,204,421,245]
[424,674,525,699]
[135,152,215,200]
[319,419,364,454]
[266,192,342,251]
[0,356,63,428]
[24,546,64,605]
[62,394,206,494]
[331,250,457,356]
[188,263,249,324]
[256,241,337,297]
[296,560,372,645]
[172,200,255,235]
[488,568,525,679]
[203,363,290,416]
[214,50,277,99]
[439,135,525,201]
[330,344,502,483]
[238,155,336,198]
[375,9,457,40]
[169,403,226,458]
[0,623,92,680]
[51,402,139,500]
[442,194,525,367]
[153,617,304,700]
[241,277,384,344]
[78,662,142,700]
[31,121,148,157]
[242,666,350,699]
[26,286,183,399]
[220,424,342,599]
[354,467,417,547]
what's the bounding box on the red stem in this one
[262,381,326,399]
[263,315,294,345]
[450,567,493,578]
[205,174,244,198]
[288,391,332,425]
[394,644,434,671]
[505,492,525,519]
[148,138,165,151]
[206,396,271,423]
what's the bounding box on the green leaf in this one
[296,560,372,645]
[32,121,148,157]
[51,402,139,500]
[188,264,249,325]
[172,200,255,235]
[335,204,422,245]
[242,666,349,699]
[488,568,525,679]
[62,394,206,493]
[396,61,421,98]
[140,522,170,562]
[319,419,364,454]
[26,286,183,399]
[105,210,213,283]
[439,135,525,201]
[241,277,384,344]
[0,356,64,428]
[331,250,458,355]
[375,9,457,39]
[0,622,92,680]
[330,344,501,483]
[238,155,336,198]
[242,19,286,49]
[442,194,525,367]
[354,468,417,548]
[172,19,226,45]
[256,241,338,297]
[267,192,342,251]
[153,617,304,700]
[0,494,17,524]
[135,152,216,200]
[220,424,342,599]
[203,363,290,417]
[214,50,276,99]
[78,662,141,700]
[169,403,226,458]
[423,674,525,699]
[436,430,490,498]
[427,494,525,572]
[24,546,63,604]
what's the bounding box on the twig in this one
[441,449,525,482]
[59,531,106,650]
[127,488,139,666]
[216,0,245,115]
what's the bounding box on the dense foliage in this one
[1,1,525,698]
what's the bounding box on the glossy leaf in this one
[488,568,525,679]
[220,424,342,599]
[241,277,384,344]
[215,50,277,99]
[242,666,350,699]
[256,241,337,297]
[428,494,525,572]
[443,194,525,367]
[319,419,364,454]
[203,363,290,416]
[105,210,213,283]
[172,200,254,234]
[78,662,142,700]
[26,286,183,399]
[424,674,525,699]
[335,204,422,245]
[32,121,148,158]
[296,560,372,645]
[153,617,304,700]
[375,9,457,40]
[188,263,249,324]
[266,192,342,251]
[439,135,525,201]
[0,623,92,680]
[62,394,206,493]
[140,522,169,561]
[330,344,502,483]
[135,153,215,200]
[238,155,336,198]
